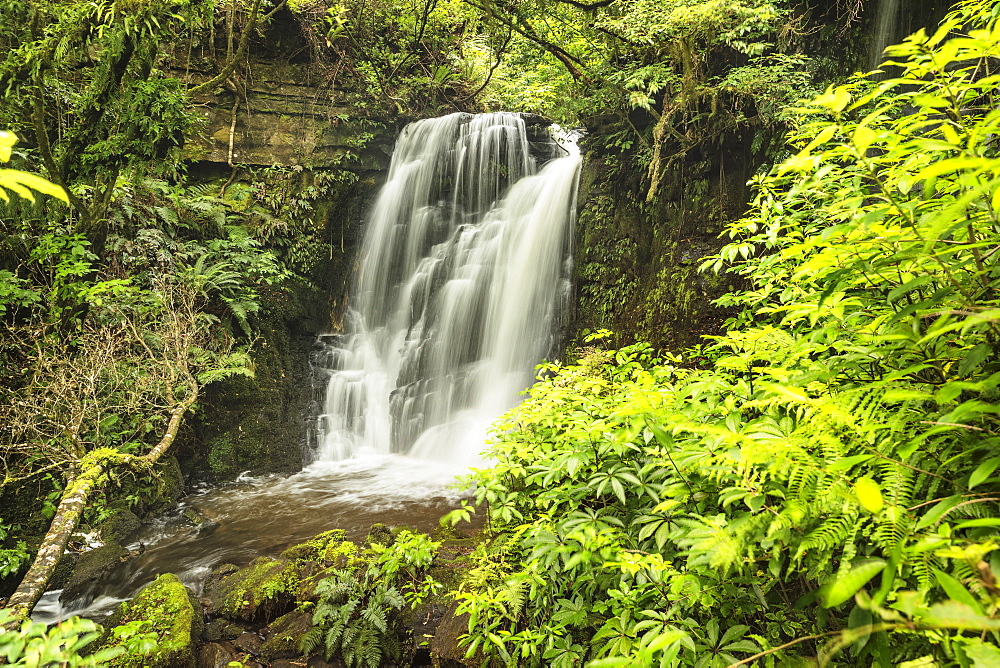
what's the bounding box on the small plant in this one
[301,530,441,668]
[0,609,123,666]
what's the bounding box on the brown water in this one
[34,455,476,624]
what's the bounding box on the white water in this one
[868,0,901,76]
[315,112,580,466]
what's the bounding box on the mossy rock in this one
[60,542,129,603]
[97,507,141,544]
[365,523,393,546]
[205,556,300,623]
[260,609,313,660]
[202,618,246,642]
[96,573,203,668]
[280,530,363,570]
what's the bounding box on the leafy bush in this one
[451,2,1000,665]
[0,610,122,666]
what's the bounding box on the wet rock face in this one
[428,604,475,667]
[260,610,313,661]
[59,543,130,605]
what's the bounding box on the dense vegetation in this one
[446,1,1000,665]
[1,0,999,665]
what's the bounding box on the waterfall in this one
[314,112,581,467]
[868,0,901,77]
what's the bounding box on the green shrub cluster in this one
[301,529,441,667]
[449,2,1000,665]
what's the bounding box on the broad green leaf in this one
[933,569,982,613]
[965,639,1000,667]
[0,130,14,162]
[920,601,1000,630]
[953,518,1000,530]
[887,275,933,303]
[853,125,877,151]
[855,477,884,514]
[969,456,1000,490]
[848,604,873,652]
[820,559,886,608]
[0,169,68,202]
[914,496,962,531]
[829,454,875,471]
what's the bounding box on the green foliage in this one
[0,522,28,579]
[287,0,475,112]
[450,3,1000,666]
[0,609,123,666]
[0,1,204,228]
[301,529,441,667]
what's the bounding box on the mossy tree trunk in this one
[3,390,198,628]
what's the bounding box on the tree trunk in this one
[3,466,102,625]
[2,390,198,629]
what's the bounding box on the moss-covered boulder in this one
[96,573,202,668]
[97,507,141,544]
[59,542,129,604]
[279,529,354,564]
[260,609,313,661]
[205,556,300,623]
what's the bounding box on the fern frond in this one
[797,513,861,564]
[300,627,323,655]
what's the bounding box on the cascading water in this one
[315,112,580,467]
[867,0,902,77]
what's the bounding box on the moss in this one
[260,609,313,661]
[279,529,347,562]
[206,556,300,623]
[366,522,394,546]
[60,542,129,603]
[98,573,202,668]
[97,507,141,544]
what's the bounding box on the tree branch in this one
[464,0,594,84]
[188,0,288,96]
[31,86,90,220]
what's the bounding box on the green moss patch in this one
[205,556,300,623]
[98,573,202,668]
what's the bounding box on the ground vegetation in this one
[444,1,1000,664]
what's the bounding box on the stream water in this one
[35,112,580,625]
[34,456,470,624]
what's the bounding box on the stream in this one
[34,112,579,632]
[33,455,472,624]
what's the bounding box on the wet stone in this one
[261,609,312,660]
[198,642,239,668]
[234,631,263,655]
[202,619,244,642]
